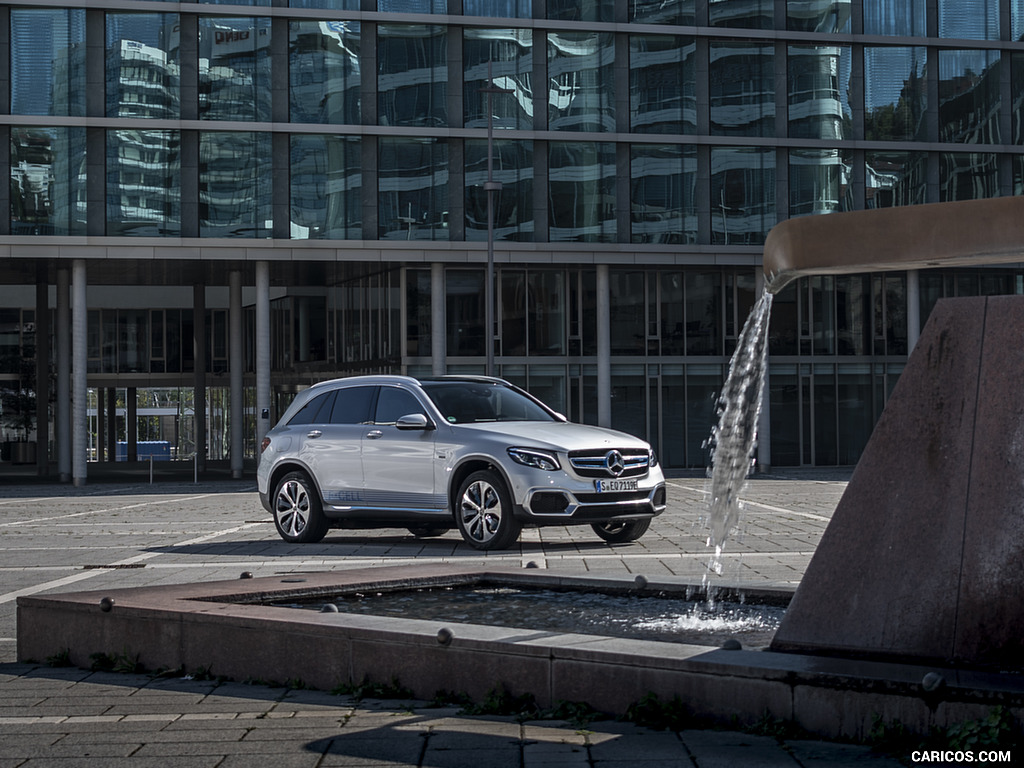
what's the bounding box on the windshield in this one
[421,381,558,424]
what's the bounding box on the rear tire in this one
[591,519,650,544]
[455,470,522,550]
[273,471,328,543]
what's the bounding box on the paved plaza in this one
[0,470,909,766]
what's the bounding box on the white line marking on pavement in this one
[674,484,832,522]
[0,492,232,528]
[0,522,262,604]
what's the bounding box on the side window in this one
[329,386,375,424]
[374,387,426,425]
[287,391,336,426]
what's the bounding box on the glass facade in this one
[4,1,1024,471]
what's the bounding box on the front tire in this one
[455,470,522,550]
[273,471,328,543]
[592,519,650,544]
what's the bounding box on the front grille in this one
[568,449,650,478]
[574,491,650,504]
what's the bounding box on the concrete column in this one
[907,269,921,352]
[106,388,116,463]
[35,272,49,477]
[56,267,71,481]
[193,284,207,475]
[72,259,87,486]
[756,269,772,473]
[256,261,271,450]
[229,270,244,478]
[596,264,611,428]
[431,262,446,376]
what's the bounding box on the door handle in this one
[366,430,383,439]
[306,430,322,439]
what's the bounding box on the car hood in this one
[454,421,650,453]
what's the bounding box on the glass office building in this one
[2,0,1024,478]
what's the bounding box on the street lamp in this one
[479,61,513,376]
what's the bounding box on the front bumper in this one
[518,482,667,523]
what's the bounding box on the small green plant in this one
[943,707,1020,752]
[332,677,414,701]
[45,649,73,668]
[89,649,144,674]
[545,699,602,728]
[459,684,540,721]
[285,677,310,691]
[623,692,691,731]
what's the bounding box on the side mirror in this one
[396,413,432,430]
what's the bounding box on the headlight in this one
[507,447,561,471]
[650,449,659,467]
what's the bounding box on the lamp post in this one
[479,61,513,376]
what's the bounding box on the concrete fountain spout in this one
[762,195,1024,293]
[755,196,1024,670]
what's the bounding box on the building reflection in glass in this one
[107,130,181,236]
[630,0,694,25]
[710,146,775,245]
[787,0,851,33]
[630,35,696,135]
[938,0,999,39]
[290,135,361,239]
[289,20,361,124]
[709,0,772,29]
[378,25,447,127]
[940,152,998,201]
[939,50,1001,144]
[631,144,697,244]
[379,0,447,11]
[710,41,774,136]
[864,47,927,141]
[1014,53,1024,143]
[464,28,533,130]
[547,32,615,132]
[463,0,531,17]
[199,17,272,122]
[290,1,359,8]
[10,8,86,116]
[379,138,449,240]
[465,139,533,241]
[863,0,925,35]
[199,132,272,238]
[10,127,87,236]
[547,0,614,22]
[789,45,852,140]
[548,142,616,242]
[866,151,928,208]
[789,148,852,218]
[106,13,180,119]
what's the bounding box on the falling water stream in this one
[703,288,774,582]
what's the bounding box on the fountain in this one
[17,196,1024,740]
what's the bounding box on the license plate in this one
[595,478,639,493]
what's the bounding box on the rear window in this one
[329,386,375,424]
[287,391,336,426]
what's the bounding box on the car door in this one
[361,385,442,512]
[300,385,375,508]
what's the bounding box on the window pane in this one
[405,269,432,357]
[528,271,565,356]
[465,139,533,242]
[464,29,533,130]
[106,13,180,119]
[1014,53,1024,145]
[709,0,772,29]
[10,127,87,236]
[1015,1,1024,41]
[710,41,774,137]
[464,0,531,17]
[865,151,928,208]
[864,47,927,142]
[548,142,616,243]
[631,144,697,245]
[710,147,776,245]
[789,149,852,218]
[378,0,447,11]
[330,387,375,424]
[610,272,645,355]
[547,0,614,22]
[199,17,272,121]
[379,138,449,240]
[938,0,999,39]
[789,45,852,140]
[446,270,485,357]
[787,0,851,33]
[630,36,696,135]
[290,1,359,8]
[290,135,361,239]
[107,130,181,236]
[940,153,999,201]
[289,20,361,124]
[10,9,85,116]
[630,0,694,25]
[686,272,721,355]
[378,25,447,127]
[863,0,925,35]
[548,32,615,132]
[501,271,526,356]
[939,50,1001,144]
[686,365,722,467]
[199,132,273,238]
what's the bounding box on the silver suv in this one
[257,375,666,550]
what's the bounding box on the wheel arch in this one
[447,456,514,518]
[268,460,324,507]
